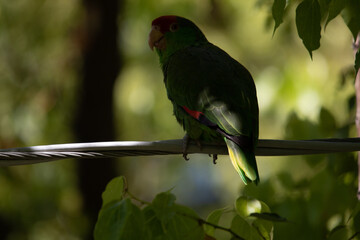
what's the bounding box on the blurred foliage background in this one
[0,0,358,239]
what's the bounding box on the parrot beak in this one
[148,25,165,50]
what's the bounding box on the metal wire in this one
[1,138,360,166]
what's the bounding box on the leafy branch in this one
[95,175,360,239]
[271,0,360,57]
[93,176,290,240]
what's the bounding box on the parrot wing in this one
[165,43,259,184]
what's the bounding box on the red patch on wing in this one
[151,15,177,33]
[182,106,203,120]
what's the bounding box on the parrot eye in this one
[170,23,179,32]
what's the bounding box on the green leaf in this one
[205,235,217,240]
[230,215,252,240]
[354,209,360,232]
[319,107,337,135]
[277,172,295,189]
[295,0,322,58]
[94,198,148,240]
[318,0,331,17]
[143,206,164,239]
[346,18,360,41]
[204,207,227,236]
[347,202,360,222]
[252,218,273,240]
[152,192,176,226]
[272,0,286,34]
[349,232,360,240]
[149,192,204,240]
[285,112,319,139]
[342,0,360,39]
[327,225,348,240]
[347,94,356,112]
[250,212,288,222]
[101,176,126,207]
[326,0,348,27]
[355,48,360,73]
[167,204,204,240]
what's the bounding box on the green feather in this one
[225,138,259,185]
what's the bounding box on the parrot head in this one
[148,16,207,63]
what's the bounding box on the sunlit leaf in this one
[101,176,126,207]
[295,0,321,58]
[259,201,271,213]
[204,207,227,236]
[326,0,348,27]
[272,0,286,34]
[235,196,262,217]
[94,198,148,240]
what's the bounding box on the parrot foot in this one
[182,134,202,161]
[182,134,190,161]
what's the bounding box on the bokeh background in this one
[0,0,358,239]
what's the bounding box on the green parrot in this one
[148,15,259,185]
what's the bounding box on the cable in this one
[0,138,359,166]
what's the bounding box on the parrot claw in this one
[183,153,190,161]
[209,154,218,164]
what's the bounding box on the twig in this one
[177,212,245,240]
[354,32,360,200]
[126,190,151,205]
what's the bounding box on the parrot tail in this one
[224,138,259,185]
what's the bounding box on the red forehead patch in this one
[151,15,177,33]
